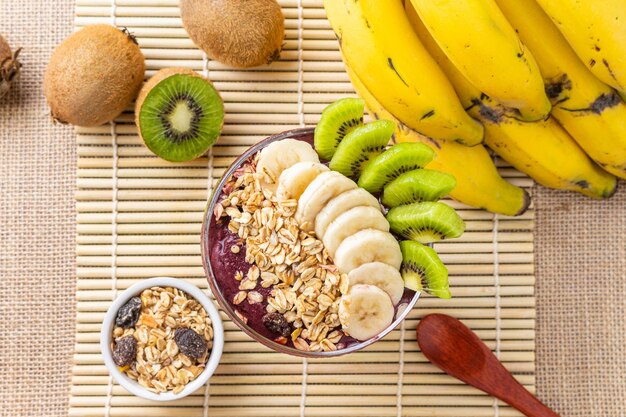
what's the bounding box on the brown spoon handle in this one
[417,314,560,417]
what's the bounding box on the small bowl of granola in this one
[201,128,421,357]
[100,277,224,401]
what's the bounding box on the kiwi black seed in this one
[358,142,436,194]
[400,240,450,299]
[386,201,465,243]
[329,119,395,178]
[381,169,457,208]
[314,97,365,160]
[135,68,224,162]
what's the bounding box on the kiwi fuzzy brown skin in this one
[0,36,21,100]
[43,25,145,126]
[180,0,285,68]
[135,67,224,161]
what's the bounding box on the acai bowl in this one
[201,99,463,357]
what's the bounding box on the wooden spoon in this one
[416,314,560,417]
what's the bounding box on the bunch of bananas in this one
[324,0,626,216]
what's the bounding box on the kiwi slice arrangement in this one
[329,119,395,178]
[382,169,457,208]
[314,97,365,160]
[358,142,436,193]
[135,68,224,162]
[315,98,467,298]
[400,241,451,299]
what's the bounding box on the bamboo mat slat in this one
[69,1,535,416]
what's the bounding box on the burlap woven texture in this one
[0,0,76,416]
[0,1,624,416]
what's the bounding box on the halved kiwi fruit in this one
[329,120,395,178]
[135,68,224,162]
[358,142,436,194]
[400,240,450,299]
[314,97,364,160]
[386,201,465,243]
[381,169,456,208]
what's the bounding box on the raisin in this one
[262,312,291,338]
[115,297,142,328]
[112,335,137,367]
[174,327,208,359]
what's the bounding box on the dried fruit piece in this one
[262,312,290,337]
[112,335,137,366]
[115,297,142,328]
[0,36,21,100]
[174,327,208,359]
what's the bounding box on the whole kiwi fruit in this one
[180,0,284,68]
[44,25,145,126]
[0,35,21,100]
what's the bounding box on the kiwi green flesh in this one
[329,119,395,178]
[314,97,365,160]
[381,169,456,208]
[400,240,450,299]
[139,74,224,162]
[358,142,436,194]
[387,201,465,244]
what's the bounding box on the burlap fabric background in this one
[0,1,624,416]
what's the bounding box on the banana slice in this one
[333,229,402,273]
[322,206,389,257]
[315,188,382,239]
[295,171,358,231]
[347,262,404,305]
[339,284,395,341]
[276,161,329,201]
[256,139,320,193]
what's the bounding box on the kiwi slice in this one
[400,240,450,299]
[386,201,465,243]
[329,120,395,178]
[358,142,436,194]
[381,169,456,208]
[314,98,365,160]
[136,68,224,162]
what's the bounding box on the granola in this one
[215,160,350,352]
[111,286,213,394]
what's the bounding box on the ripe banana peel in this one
[406,1,617,199]
[344,62,530,217]
[323,0,484,146]
[409,0,551,122]
[495,0,626,180]
[535,0,626,98]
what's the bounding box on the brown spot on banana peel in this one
[387,58,408,87]
[602,59,624,90]
[575,180,590,189]
[545,74,572,104]
[560,91,621,115]
[420,110,435,120]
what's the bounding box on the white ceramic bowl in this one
[100,277,224,401]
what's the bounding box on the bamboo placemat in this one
[69,1,536,416]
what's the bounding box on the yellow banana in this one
[323,0,484,146]
[409,0,551,122]
[406,2,617,199]
[535,0,626,98]
[495,0,626,179]
[345,62,529,216]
